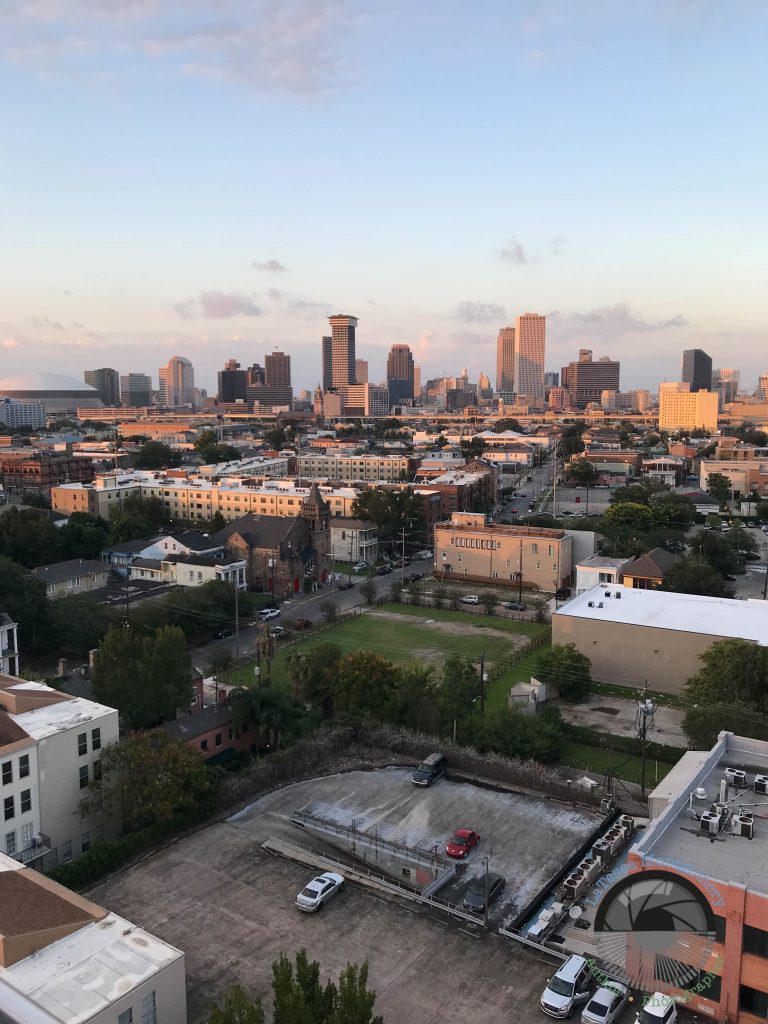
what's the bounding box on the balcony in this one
[15,833,52,865]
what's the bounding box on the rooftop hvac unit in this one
[619,814,635,833]
[725,768,748,788]
[604,830,624,855]
[578,857,601,884]
[598,602,604,608]
[563,873,587,900]
[588,601,595,608]
[592,839,611,861]
[754,775,768,795]
[604,591,611,598]
[615,591,622,599]
[732,813,754,839]
[699,812,721,835]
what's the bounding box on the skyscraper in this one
[158,356,195,408]
[321,336,333,390]
[560,350,620,408]
[496,327,515,394]
[327,315,358,387]
[217,359,247,403]
[544,371,560,389]
[758,374,768,400]
[120,373,152,407]
[513,313,546,401]
[264,351,291,388]
[84,368,120,407]
[386,344,415,404]
[713,368,739,408]
[681,349,713,393]
[354,359,368,384]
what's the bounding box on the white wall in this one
[97,957,187,1024]
[1,742,41,861]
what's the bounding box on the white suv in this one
[635,993,678,1024]
[541,955,594,1018]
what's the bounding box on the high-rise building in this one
[354,359,368,384]
[158,356,195,408]
[477,372,493,400]
[83,368,120,407]
[265,351,291,388]
[327,315,358,387]
[217,359,248,404]
[560,350,620,408]
[713,368,740,409]
[544,371,560,389]
[413,366,421,402]
[321,336,333,390]
[757,374,768,400]
[513,313,546,401]
[247,363,265,388]
[496,327,515,394]
[681,349,713,393]
[658,382,718,431]
[120,373,152,407]
[386,344,415,405]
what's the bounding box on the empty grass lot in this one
[561,740,673,787]
[226,604,549,692]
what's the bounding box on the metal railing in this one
[15,833,52,865]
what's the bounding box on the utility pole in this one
[478,652,486,714]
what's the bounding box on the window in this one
[531,543,538,554]
[92,727,101,751]
[81,831,91,853]
[492,571,499,579]
[141,991,157,1024]
[77,732,87,756]
[79,765,89,789]
[200,739,208,751]
[5,831,16,856]
[740,985,768,1018]
[93,759,102,782]
[215,733,222,747]
[21,823,32,849]
[20,789,31,814]
[745,925,768,959]
[536,561,541,569]
[1,761,11,786]
[94,824,104,843]
[118,1010,133,1024]
[3,795,14,821]
[61,840,72,863]
[19,754,29,779]
[714,915,726,944]
[553,563,558,571]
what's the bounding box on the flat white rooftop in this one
[555,585,768,644]
[11,691,115,741]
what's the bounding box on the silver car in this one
[582,983,629,1024]
[294,871,345,913]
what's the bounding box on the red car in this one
[445,828,480,859]
[293,618,313,630]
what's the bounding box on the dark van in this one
[411,752,447,786]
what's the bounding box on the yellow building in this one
[658,382,718,431]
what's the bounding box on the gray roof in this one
[0,612,17,629]
[167,530,219,551]
[625,547,679,579]
[163,703,233,741]
[163,553,244,568]
[102,536,160,556]
[32,559,107,584]
[213,513,300,550]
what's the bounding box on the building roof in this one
[0,373,98,394]
[577,555,633,570]
[163,553,245,569]
[101,536,160,556]
[624,546,678,579]
[329,517,376,531]
[32,559,106,584]
[162,703,233,741]
[0,710,30,748]
[0,611,17,629]
[166,529,219,551]
[10,690,115,741]
[213,513,300,550]
[555,586,768,644]
[0,869,99,942]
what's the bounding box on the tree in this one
[301,644,342,718]
[390,664,439,732]
[438,655,480,732]
[286,649,311,699]
[689,530,745,575]
[92,624,193,729]
[351,489,426,546]
[662,557,733,598]
[650,493,696,530]
[494,418,523,434]
[95,729,215,832]
[432,583,447,609]
[329,963,383,1024]
[57,512,111,560]
[359,579,377,605]
[108,509,156,544]
[229,679,303,750]
[332,651,400,719]
[706,471,731,505]
[133,440,181,470]
[207,985,264,1024]
[0,507,59,567]
[264,427,286,450]
[536,643,592,701]
[565,459,598,488]
[211,510,226,533]
[683,639,768,747]
[122,494,164,526]
[603,501,655,532]
[468,706,562,763]
[320,598,338,624]
[50,594,113,657]
[479,591,498,616]
[0,555,52,654]
[195,429,241,464]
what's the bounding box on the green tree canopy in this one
[494,418,524,433]
[133,440,182,470]
[468,705,562,763]
[536,643,592,701]
[683,639,768,747]
[0,507,59,567]
[57,512,111,560]
[662,557,733,598]
[705,471,731,505]
[0,555,52,654]
[565,458,598,488]
[603,501,655,532]
[207,984,264,1024]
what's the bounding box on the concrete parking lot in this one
[88,769,608,1023]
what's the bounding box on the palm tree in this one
[285,649,310,700]
[229,679,304,751]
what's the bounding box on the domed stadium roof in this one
[0,373,99,394]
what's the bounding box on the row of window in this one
[4,789,32,820]
[80,760,102,788]
[117,991,157,1024]
[5,823,34,855]
[78,727,101,756]
[200,725,242,752]
[1,753,30,786]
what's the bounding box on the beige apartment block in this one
[297,453,415,482]
[434,512,572,591]
[658,382,719,431]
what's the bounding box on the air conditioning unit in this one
[604,591,611,598]
[732,813,754,839]
[754,775,768,795]
[588,601,594,608]
[598,602,604,608]
[562,873,587,900]
[699,812,721,835]
[615,591,622,599]
[592,838,611,861]
[725,768,747,788]
[603,829,623,855]
[578,857,601,884]
[619,814,635,833]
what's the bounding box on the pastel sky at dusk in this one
[1,1,766,394]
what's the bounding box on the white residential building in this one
[0,677,119,868]
[129,553,246,589]
[0,853,186,1024]
[575,555,634,594]
[330,517,379,564]
[0,614,19,676]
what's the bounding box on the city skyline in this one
[1,3,766,390]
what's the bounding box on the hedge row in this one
[558,719,686,763]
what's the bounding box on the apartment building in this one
[0,676,119,868]
[0,852,186,1024]
[32,559,110,600]
[0,615,19,677]
[434,512,572,591]
[297,453,416,482]
[700,459,768,497]
[0,452,94,492]
[330,517,379,564]
[659,382,719,431]
[52,473,359,522]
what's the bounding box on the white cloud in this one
[454,300,506,323]
[174,290,262,319]
[549,302,689,336]
[498,236,531,264]
[252,258,288,272]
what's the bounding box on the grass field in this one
[225,604,549,692]
[560,740,673,787]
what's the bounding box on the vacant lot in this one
[227,605,549,691]
[88,768,605,1024]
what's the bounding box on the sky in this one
[0,0,766,395]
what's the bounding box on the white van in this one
[540,955,594,1018]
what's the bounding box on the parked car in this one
[581,982,628,1024]
[460,594,480,605]
[510,506,518,513]
[416,550,434,559]
[259,607,281,621]
[293,618,313,630]
[502,601,526,611]
[540,955,594,1018]
[445,828,480,859]
[462,872,506,914]
[406,572,422,583]
[741,551,761,561]
[337,581,354,590]
[294,871,345,913]
[377,564,392,575]
[352,561,369,572]
[634,993,678,1024]
[270,625,286,639]
[560,509,573,516]
[555,587,571,600]
[213,627,235,639]
[410,751,446,786]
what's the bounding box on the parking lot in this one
[88,768,609,1022]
